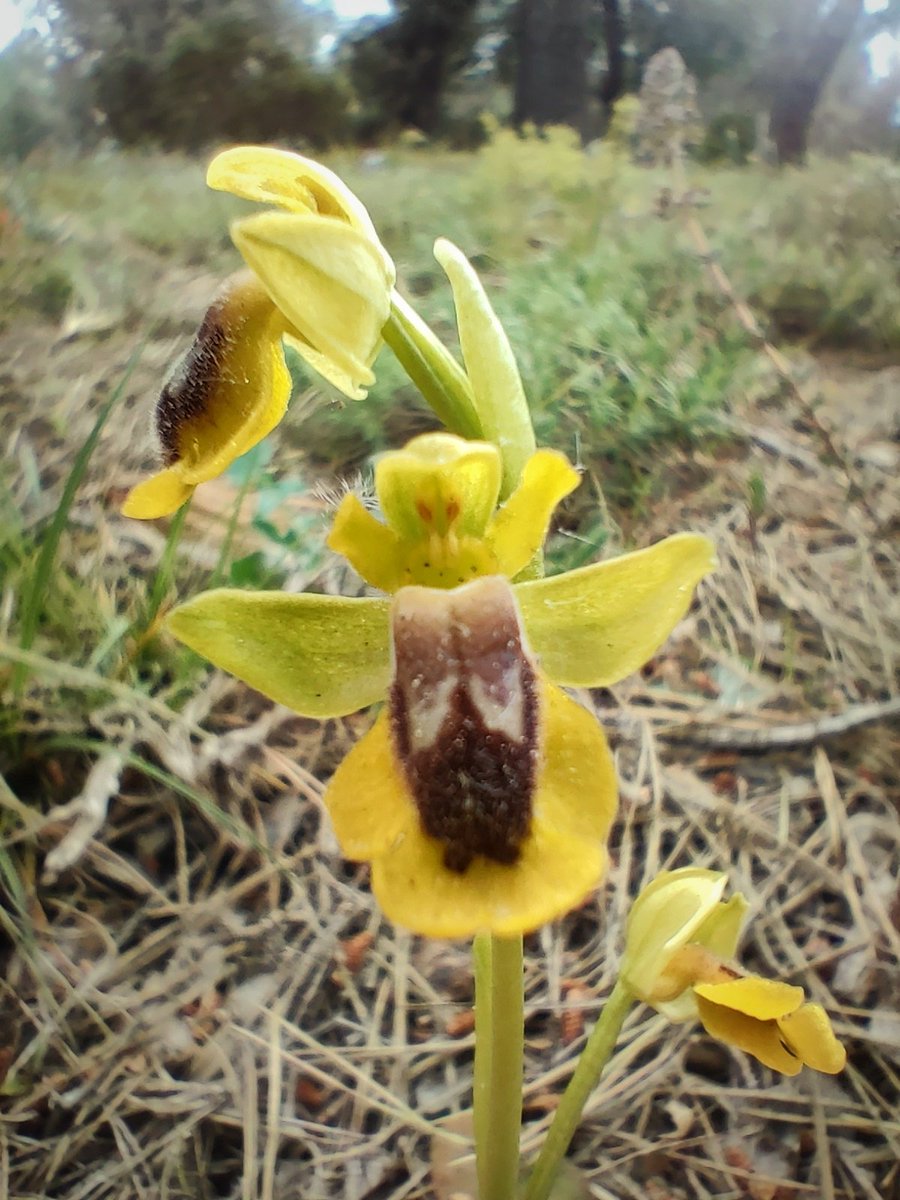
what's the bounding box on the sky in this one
[0,0,26,51]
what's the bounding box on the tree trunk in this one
[513,0,592,134]
[769,0,865,165]
[598,0,625,115]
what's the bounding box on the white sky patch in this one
[0,0,25,52]
[326,0,391,19]
[869,29,899,78]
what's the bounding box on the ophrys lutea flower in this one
[123,148,395,518]
[622,869,846,1076]
[167,434,715,937]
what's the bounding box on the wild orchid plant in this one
[124,148,845,1200]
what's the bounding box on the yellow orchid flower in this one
[208,146,396,399]
[166,435,715,937]
[124,150,399,519]
[327,574,618,937]
[621,869,846,1076]
[123,273,291,520]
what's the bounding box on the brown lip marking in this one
[389,576,539,873]
[156,305,230,465]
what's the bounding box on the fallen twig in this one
[603,695,900,751]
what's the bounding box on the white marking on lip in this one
[468,670,526,741]
[405,673,458,751]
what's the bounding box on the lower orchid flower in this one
[166,434,715,938]
[621,868,846,1076]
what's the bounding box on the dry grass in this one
[1,171,898,1200]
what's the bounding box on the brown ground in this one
[0,289,898,1200]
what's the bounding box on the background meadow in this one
[0,1,898,1197]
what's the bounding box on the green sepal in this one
[168,589,391,717]
[434,238,535,497]
[516,532,716,687]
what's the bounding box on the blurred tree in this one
[629,0,753,85]
[347,0,480,137]
[0,32,57,159]
[512,0,592,133]
[33,0,347,149]
[767,0,866,164]
[598,0,626,116]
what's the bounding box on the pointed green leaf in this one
[516,532,715,686]
[168,589,391,717]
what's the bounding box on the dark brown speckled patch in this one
[389,577,539,873]
[155,305,230,464]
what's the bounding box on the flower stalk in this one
[474,933,525,1200]
[524,979,635,1200]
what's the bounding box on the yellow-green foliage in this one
[709,154,900,350]
[606,95,642,152]
[476,117,591,195]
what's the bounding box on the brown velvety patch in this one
[155,305,229,464]
[389,578,539,872]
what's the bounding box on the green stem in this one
[474,933,524,1200]
[383,291,483,440]
[523,979,635,1200]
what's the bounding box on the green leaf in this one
[168,589,391,717]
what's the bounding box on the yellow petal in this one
[371,817,607,939]
[695,994,802,1075]
[361,675,613,938]
[691,893,749,961]
[327,493,407,592]
[177,335,292,484]
[232,212,392,398]
[323,710,411,859]
[778,1004,846,1074]
[122,468,194,520]
[434,238,535,496]
[167,590,391,717]
[207,145,389,268]
[516,532,716,686]
[534,678,617,845]
[282,332,372,402]
[693,977,805,1021]
[486,449,580,579]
